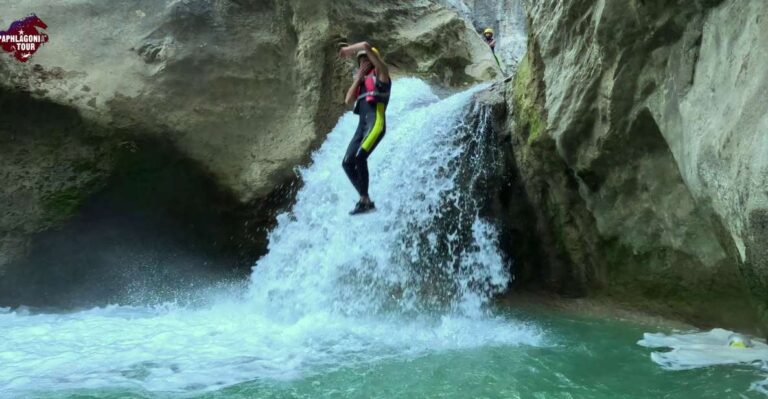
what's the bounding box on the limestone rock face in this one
[507,0,768,329]
[0,0,497,271]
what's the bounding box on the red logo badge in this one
[0,15,49,62]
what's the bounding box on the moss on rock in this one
[41,187,89,225]
[511,54,545,145]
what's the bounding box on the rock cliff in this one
[505,0,768,330]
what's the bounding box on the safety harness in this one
[355,70,390,106]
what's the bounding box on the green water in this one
[26,305,764,399]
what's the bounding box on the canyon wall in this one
[505,0,768,330]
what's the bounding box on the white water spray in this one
[0,79,542,395]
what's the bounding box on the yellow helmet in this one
[357,47,380,59]
[484,28,494,35]
[728,334,753,349]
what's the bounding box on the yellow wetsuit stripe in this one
[361,103,386,151]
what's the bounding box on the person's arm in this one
[489,39,496,48]
[345,70,365,106]
[339,41,390,83]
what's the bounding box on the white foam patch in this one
[639,328,768,395]
[639,328,768,370]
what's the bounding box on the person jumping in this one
[338,42,392,215]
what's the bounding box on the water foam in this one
[0,78,543,394]
[639,328,768,395]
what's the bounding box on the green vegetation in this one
[511,54,546,145]
[40,158,107,226]
[41,186,89,225]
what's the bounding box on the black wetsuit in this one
[342,72,391,198]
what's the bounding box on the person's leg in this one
[353,151,369,199]
[347,151,372,215]
[353,131,387,201]
[342,119,367,196]
[355,103,386,204]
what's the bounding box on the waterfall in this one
[0,79,542,395]
[246,78,509,318]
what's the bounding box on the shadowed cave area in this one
[0,91,298,309]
